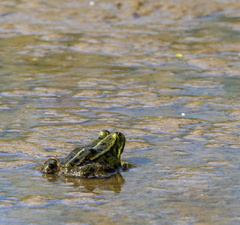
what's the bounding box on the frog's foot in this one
[121,161,133,171]
[41,157,61,174]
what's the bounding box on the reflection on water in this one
[42,173,125,193]
[0,0,240,225]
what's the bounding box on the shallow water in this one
[0,1,240,224]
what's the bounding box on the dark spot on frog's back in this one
[89,167,95,173]
[73,158,80,164]
[90,149,97,154]
[98,140,107,147]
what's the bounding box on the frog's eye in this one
[99,130,110,139]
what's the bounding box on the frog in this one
[40,130,131,178]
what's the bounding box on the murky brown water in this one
[0,1,240,224]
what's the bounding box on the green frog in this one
[40,130,130,178]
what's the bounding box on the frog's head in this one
[41,157,60,174]
[95,131,126,159]
[112,132,126,159]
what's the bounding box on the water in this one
[0,1,240,224]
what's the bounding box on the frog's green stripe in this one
[61,130,110,166]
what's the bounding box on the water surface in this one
[0,1,240,224]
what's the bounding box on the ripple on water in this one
[21,195,55,207]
